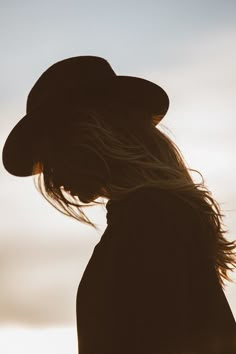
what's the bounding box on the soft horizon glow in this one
[0,326,77,354]
[1,0,236,353]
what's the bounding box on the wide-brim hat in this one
[2,55,169,177]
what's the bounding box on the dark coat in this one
[76,187,236,353]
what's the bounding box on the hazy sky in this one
[0,0,236,353]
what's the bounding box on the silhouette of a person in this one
[2,56,236,353]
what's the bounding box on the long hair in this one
[34,101,236,289]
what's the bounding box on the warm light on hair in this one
[33,103,236,289]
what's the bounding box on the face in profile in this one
[32,155,109,204]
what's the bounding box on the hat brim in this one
[2,75,169,177]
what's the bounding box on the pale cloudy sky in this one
[0,0,236,353]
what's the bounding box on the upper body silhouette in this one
[2,56,236,354]
[76,186,236,354]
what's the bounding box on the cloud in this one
[0,235,101,326]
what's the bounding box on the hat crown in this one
[3,55,170,177]
[27,56,116,113]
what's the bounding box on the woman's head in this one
[34,102,236,289]
[34,101,188,211]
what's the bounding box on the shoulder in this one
[111,186,196,222]
[106,187,202,245]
